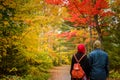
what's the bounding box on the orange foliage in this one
[102,32,109,36]
[45,0,113,27]
[101,11,115,17]
[45,0,63,5]
[85,38,90,43]
[95,0,108,9]
[57,30,77,40]
[24,19,33,25]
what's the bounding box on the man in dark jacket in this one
[88,40,109,80]
[70,44,90,80]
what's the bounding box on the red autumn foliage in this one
[45,0,63,5]
[101,11,114,17]
[57,31,77,40]
[45,0,114,40]
[57,32,69,37]
[65,0,111,26]
[45,0,113,27]
[95,0,108,9]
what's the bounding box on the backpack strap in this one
[74,54,86,63]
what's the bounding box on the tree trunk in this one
[94,15,103,43]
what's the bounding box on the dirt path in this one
[48,65,120,80]
[48,65,71,80]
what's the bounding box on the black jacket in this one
[70,52,90,80]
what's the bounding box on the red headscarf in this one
[77,44,86,54]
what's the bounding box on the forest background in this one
[0,0,120,80]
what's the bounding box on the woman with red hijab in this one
[70,44,90,80]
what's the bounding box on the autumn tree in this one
[0,0,30,76]
[103,0,120,73]
[45,0,113,44]
[0,0,70,79]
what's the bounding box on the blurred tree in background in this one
[103,0,120,76]
[0,0,29,76]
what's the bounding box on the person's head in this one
[77,44,86,54]
[93,40,101,49]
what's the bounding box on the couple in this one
[70,40,109,80]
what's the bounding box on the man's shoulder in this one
[89,49,105,55]
[90,49,98,53]
[99,49,108,54]
[89,50,96,56]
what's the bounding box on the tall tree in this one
[0,0,29,76]
[45,0,113,43]
[104,0,120,71]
